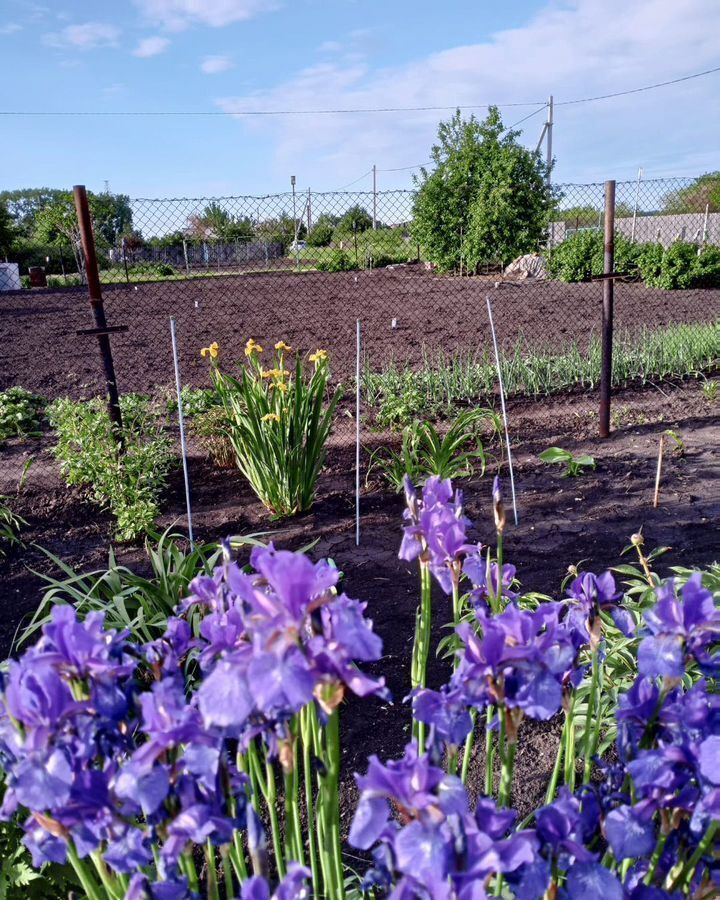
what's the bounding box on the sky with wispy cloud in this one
[1,0,718,197]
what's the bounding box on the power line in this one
[557,64,720,106]
[331,169,373,190]
[0,102,542,118]
[503,103,548,131]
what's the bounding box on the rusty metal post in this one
[599,180,616,438]
[73,185,124,438]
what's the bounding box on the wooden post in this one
[599,180,615,438]
[73,185,123,440]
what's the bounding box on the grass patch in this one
[364,321,720,426]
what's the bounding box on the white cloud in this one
[133,35,171,57]
[44,22,121,50]
[0,23,22,35]
[215,0,720,187]
[133,0,279,30]
[200,54,234,74]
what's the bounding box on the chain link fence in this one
[1,176,719,526]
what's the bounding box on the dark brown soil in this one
[2,397,718,826]
[1,267,719,397]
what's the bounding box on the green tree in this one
[91,192,133,245]
[191,203,256,241]
[307,214,338,247]
[256,214,306,250]
[334,205,373,237]
[0,188,68,237]
[412,107,553,271]
[0,201,16,257]
[662,172,720,213]
[34,192,84,273]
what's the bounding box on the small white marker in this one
[391,317,397,329]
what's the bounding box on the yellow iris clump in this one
[309,349,328,365]
[200,341,220,359]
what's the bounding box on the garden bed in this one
[2,399,718,827]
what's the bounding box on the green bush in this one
[0,496,25,561]
[637,242,720,289]
[546,230,641,283]
[316,249,357,272]
[48,394,174,541]
[0,387,46,443]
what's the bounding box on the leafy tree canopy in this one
[334,205,373,236]
[662,172,720,213]
[412,107,554,270]
[0,201,17,255]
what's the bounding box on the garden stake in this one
[486,295,518,525]
[170,317,195,548]
[356,318,361,546]
[653,432,665,508]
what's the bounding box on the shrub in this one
[306,216,335,247]
[203,339,341,516]
[0,387,46,443]
[637,241,720,289]
[315,249,356,272]
[48,394,174,541]
[546,229,641,283]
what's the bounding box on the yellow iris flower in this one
[274,340,292,352]
[261,412,281,423]
[309,349,328,365]
[200,341,220,359]
[245,338,263,357]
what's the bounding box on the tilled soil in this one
[2,401,718,826]
[1,267,719,397]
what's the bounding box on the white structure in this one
[0,263,20,292]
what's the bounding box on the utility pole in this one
[372,164,377,230]
[545,95,553,183]
[599,180,616,439]
[291,175,299,270]
[630,167,644,242]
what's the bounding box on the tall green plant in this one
[48,394,174,541]
[369,408,502,491]
[205,340,341,517]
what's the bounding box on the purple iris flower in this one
[604,803,657,861]
[399,475,472,593]
[241,863,311,900]
[566,570,632,644]
[638,574,720,679]
[463,552,519,608]
[412,685,473,748]
[350,742,537,896]
[453,603,578,721]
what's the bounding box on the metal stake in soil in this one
[599,179,616,438]
[356,318,361,546]
[486,295,519,526]
[170,317,195,548]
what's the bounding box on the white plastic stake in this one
[170,317,195,548]
[356,319,361,546]
[486,295,519,526]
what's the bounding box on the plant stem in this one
[461,709,477,784]
[545,720,566,805]
[564,704,576,792]
[496,531,504,609]
[180,849,201,894]
[669,821,719,891]
[67,844,104,900]
[205,839,220,900]
[300,706,321,896]
[90,851,123,900]
[583,650,600,784]
[484,706,496,796]
[220,846,235,899]
[498,709,516,808]
[413,562,433,749]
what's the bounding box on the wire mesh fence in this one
[0,176,719,523]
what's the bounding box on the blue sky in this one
[1,0,719,198]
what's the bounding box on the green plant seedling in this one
[701,379,718,402]
[539,446,596,477]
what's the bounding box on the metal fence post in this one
[73,184,124,438]
[599,179,616,438]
